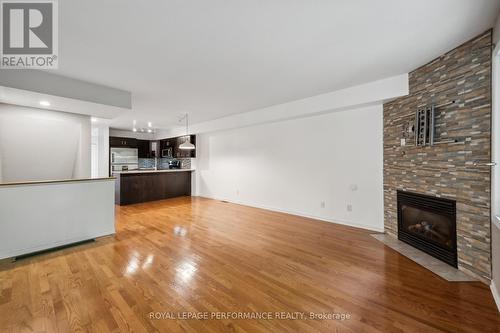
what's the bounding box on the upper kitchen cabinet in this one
[154,135,197,158]
[109,136,137,148]
[174,135,196,158]
[159,138,175,158]
[137,139,152,158]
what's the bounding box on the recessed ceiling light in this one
[132,128,137,132]
[39,101,50,107]
[147,129,152,133]
[91,117,97,122]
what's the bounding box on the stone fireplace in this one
[383,30,492,282]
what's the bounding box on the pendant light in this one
[179,113,195,150]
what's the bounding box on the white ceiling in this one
[55,0,500,131]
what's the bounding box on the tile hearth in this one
[371,234,476,282]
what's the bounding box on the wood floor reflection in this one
[0,197,499,332]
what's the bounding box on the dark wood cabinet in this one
[137,139,151,158]
[159,138,175,158]
[109,136,122,147]
[163,139,175,148]
[158,135,196,158]
[110,135,196,158]
[109,136,137,148]
[174,135,196,158]
[115,171,192,205]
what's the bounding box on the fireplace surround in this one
[383,30,492,281]
[397,191,457,267]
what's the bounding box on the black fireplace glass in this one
[400,205,454,251]
[397,191,457,267]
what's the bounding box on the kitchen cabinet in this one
[174,135,196,158]
[110,135,196,158]
[137,140,151,158]
[159,138,175,158]
[109,136,137,148]
[115,170,193,205]
[160,138,174,150]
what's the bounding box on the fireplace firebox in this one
[397,191,457,267]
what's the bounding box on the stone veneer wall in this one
[383,30,492,282]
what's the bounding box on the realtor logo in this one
[1,0,58,68]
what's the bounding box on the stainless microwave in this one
[161,147,173,158]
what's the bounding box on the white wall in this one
[0,178,115,259]
[99,126,110,177]
[195,104,384,232]
[92,122,110,177]
[491,14,500,311]
[493,12,500,46]
[493,217,500,311]
[0,103,91,182]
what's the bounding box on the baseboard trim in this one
[491,281,500,313]
[198,195,384,233]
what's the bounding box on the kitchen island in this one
[114,169,194,205]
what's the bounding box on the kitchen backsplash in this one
[179,158,191,169]
[158,158,192,169]
[139,158,192,169]
[138,158,155,169]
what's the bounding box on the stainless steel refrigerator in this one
[110,148,138,173]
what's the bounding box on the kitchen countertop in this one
[0,177,115,187]
[113,169,195,174]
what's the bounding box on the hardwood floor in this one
[0,197,499,332]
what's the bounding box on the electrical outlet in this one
[320,201,325,208]
[347,204,352,212]
[236,189,240,196]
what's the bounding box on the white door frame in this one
[492,43,500,222]
[491,42,500,312]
